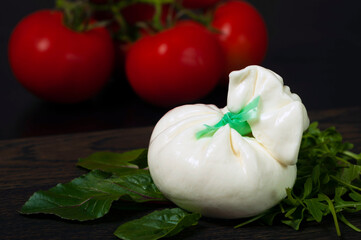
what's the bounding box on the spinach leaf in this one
[21,169,166,221]
[77,149,148,174]
[20,122,361,239]
[114,208,201,240]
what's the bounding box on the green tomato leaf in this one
[21,170,167,221]
[77,149,148,174]
[114,208,201,240]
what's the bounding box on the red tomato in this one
[211,0,267,84]
[8,10,114,103]
[181,0,221,9]
[125,21,225,107]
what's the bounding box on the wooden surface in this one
[1,107,361,240]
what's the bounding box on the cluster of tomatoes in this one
[8,0,267,107]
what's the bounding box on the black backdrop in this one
[1,0,361,140]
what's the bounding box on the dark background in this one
[1,0,361,140]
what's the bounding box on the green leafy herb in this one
[20,169,166,221]
[114,208,201,240]
[20,122,361,239]
[77,149,148,175]
[236,122,361,236]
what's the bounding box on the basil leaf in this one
[21,170,166,221]
[111,171,167,203]
[77,149,148,175]
[114,208,201,240]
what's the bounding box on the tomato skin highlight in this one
[8,10,114,103]
[125,21,225,107]
[211,0,268,83]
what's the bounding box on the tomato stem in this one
[55,0,213,37]
[56,0,92,32]
[152,0,164,31]
[111,4,133,42]
[175,7,212,27]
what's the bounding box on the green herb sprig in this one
[236,122,361,236]
[20,122,361,239]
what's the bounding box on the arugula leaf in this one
[20,122,361,239]
[21,170,167,221]
[350,190,361,202]
[236,122,361,236]
[318,193,341,236]
[77,149,148,175]
[281,218,303,231]
[234,212,267,228]
[338,213,361,232]
[114,208,201,240]
[304,198,327,222]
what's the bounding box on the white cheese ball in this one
[148,66,310,219]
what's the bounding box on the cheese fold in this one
[148,65,310,218]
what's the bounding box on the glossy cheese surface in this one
[148,66,310,218]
